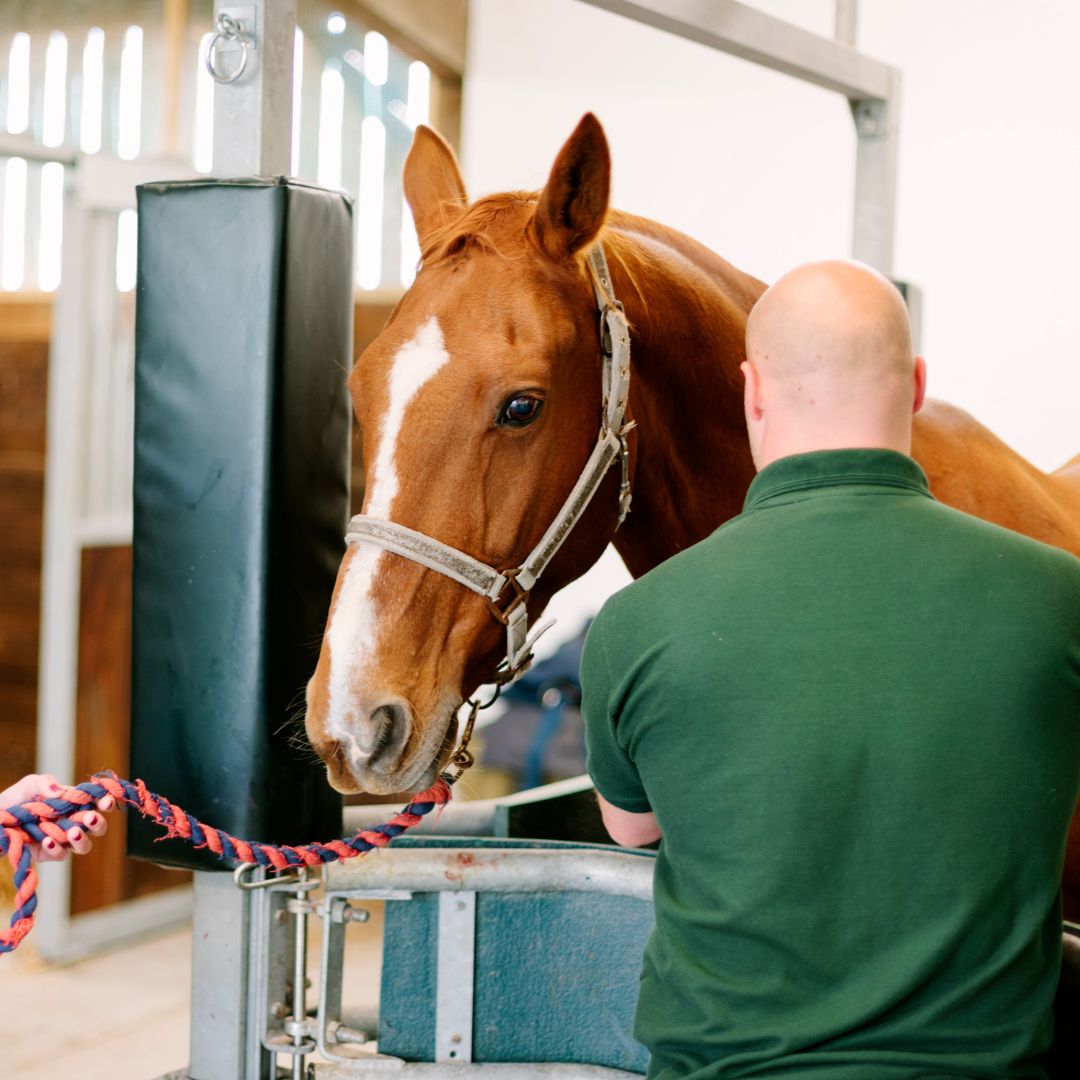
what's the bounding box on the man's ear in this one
[912,356,927,414]
[403,125,468,250]
[532,113,610,261]
[741,360,763,421]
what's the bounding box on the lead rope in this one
[0,701,493,956]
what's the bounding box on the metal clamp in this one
[234,863,314,891]
[205,12,250,84]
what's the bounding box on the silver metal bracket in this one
[852,98,886,137]
[435,890,477,1063]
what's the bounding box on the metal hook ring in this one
[205,13,250,85]
[234,862,310,890]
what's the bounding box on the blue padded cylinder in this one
[129,177,352,869]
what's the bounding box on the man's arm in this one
[597,793,662,848]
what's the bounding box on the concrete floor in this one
[0,902,386,1080]
[1,925,192,1080]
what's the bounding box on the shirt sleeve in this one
[581,610,652,813]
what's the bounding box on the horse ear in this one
[403,125,468,249]
[533,113,611,261]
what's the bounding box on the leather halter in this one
[345,243,633,685]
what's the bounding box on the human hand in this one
[0,773,113,862]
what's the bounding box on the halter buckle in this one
[486,568,528,626]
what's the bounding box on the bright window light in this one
[317,61,344,190]
[400,199,420,288]
[42,32,69,147]
[291,27,304,175]
[363,31,388,87]
[406,61,430,129]
[80,28,105,154]
[6,33,31,134]
[117,26,144,160]
[2,158,28,290]
[357,115,386,290]
[37,162,65,291]
[193,33,214,173]
[327,12,346,35]
[115,208,138,292]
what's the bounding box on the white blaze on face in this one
[325,317,451,752]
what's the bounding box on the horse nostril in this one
[365,701,411,764]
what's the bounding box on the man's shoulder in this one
[598,514,756,617]
[923,497,1080,582]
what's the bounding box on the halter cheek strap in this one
[345,242,634,682]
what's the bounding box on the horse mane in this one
[419,191,649,318]
[419,192,539,263]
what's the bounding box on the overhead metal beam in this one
[576,0,894,102]
[574,0,900,276]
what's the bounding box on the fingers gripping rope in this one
[0,771,453,956]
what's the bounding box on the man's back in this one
[583,448,1080,1079]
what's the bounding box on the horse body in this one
[599,212,1080,568]
[914,403,1080,552]
[305,114,1080,910]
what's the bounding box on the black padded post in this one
[130,178,351,870]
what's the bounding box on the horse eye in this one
[498,394,543,427]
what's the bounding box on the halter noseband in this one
[344,243,633,686]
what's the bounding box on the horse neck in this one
[603,214,765,577]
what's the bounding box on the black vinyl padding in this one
[129,177,352,870]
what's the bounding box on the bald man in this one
[582,260,1080,1079]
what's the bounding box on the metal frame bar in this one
[577,0,891,99]
[575,0,901,275]
[323,846,655,900]
[318,1065,641,1078]
[308,848,654,1077]
[343,774,597,836]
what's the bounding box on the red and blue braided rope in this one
[0,770,452,955]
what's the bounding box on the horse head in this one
[305,114,631,794]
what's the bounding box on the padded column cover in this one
[130,178,351,870]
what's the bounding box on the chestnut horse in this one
[304,114,1080,910]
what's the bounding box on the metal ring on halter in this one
[205,13,250,85]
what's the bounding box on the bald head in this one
[741,260,925,469]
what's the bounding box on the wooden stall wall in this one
[70,545,187,913]
[0,298,51,794]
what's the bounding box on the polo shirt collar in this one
[743,448,932,512]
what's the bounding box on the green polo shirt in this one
[583,448,1080,1079]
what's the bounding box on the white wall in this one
[460,0,1080,651]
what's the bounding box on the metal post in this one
[189,873,258,1080]
[288,894,310,1080]
[210,0,296,176]
[189,4,299,1078]
[834,0,858,46]
[851,66,901,276]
